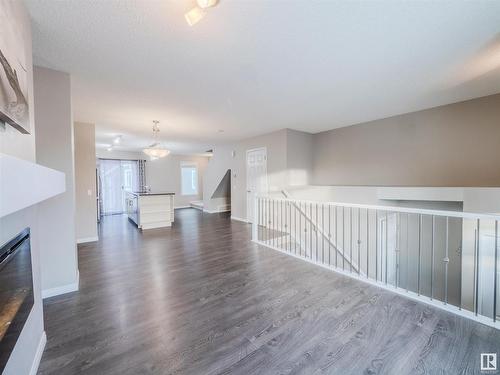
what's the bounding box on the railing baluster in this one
[335,206,338,268]
[350,207,353,273]
[342,206,345,271]
[366,209,369,279]
[395,212,400,288]
[375,210,378,282]
[289,201,292,253]
[299,202,302,257]
[357,207,361,276]
[310,203,313,259]
[264,198,269,244]
[494,220,498,322]
[322,204,325,264]
[406,213,410,292]
[329,204,332,266]
[292,203,300,255]
[316,203,319,263]
[474,219,480,316]
[417,214,422,296]
[459,223,463,311]
[385,211,388,285]
[431,215,435,300]
[444,217,449,305]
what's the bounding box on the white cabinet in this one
[127,192,174,230]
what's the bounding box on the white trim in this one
[42,270,79,299]
[174,205,191,209]
[231,215,248,223]
[76,236,98,244]
[254,239,500,330]
[204,208,231,214]
[29,331,46,375]
[0,153,66,218]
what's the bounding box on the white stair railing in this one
[281,190,362,274]
[253,195,500,329]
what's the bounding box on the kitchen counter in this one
[128,191,175,196]
[126,192,175,230]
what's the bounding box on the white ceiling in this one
[26,0,500,154]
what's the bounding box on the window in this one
[181,163,198,195]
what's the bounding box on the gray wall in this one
[312,94,500,187]
[0,1,46,374]
[34,66,79,295]
[286,129,314,186]
[74,122,98,241]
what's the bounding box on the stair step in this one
[190,201,204,210]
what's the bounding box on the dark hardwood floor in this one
[39,209,500,374]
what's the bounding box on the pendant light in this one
[142,121,170,160]
[185,0,219,26]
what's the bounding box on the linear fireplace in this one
[0,228,34,371]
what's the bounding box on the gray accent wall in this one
[312,93,500,187]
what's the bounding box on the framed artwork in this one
[0,2,30,134]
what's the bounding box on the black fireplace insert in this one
[0,228,34,371]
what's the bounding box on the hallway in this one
[39,209,500,374]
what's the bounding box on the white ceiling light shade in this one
[185,0,218,26]
[196,0,218,9]
[185,6,206,26]
[142,121,170,160]
[113,135,122,144]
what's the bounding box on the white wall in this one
[146,154,208,208]
[74,122,98,242]
[0,1,46,374]
[34,66,79,297]
[203,145,234,213]
[96,149,209,208]
[204,129,314,221]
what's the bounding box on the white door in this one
[246,148,268,223]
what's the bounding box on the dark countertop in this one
[127,191,175,196]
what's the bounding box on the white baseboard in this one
[175,205,191,209]
[29,331,46,375]
[231,215,248,223]
[204,208,231,214]
[76,236,98,244]
[42,270,79,299]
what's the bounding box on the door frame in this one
[246,147,268,223]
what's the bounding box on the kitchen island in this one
[126,192,175,230]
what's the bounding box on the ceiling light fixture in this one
[196,0,218,8]
[185,0,219,26]
[185,6,206,26]
[113,135,123,144]
[142,121,170,160]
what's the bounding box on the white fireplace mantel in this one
[0,153,66,218]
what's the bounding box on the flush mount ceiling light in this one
[113,135,123,144]
[142,121,170,160]
[185,0,219,26]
